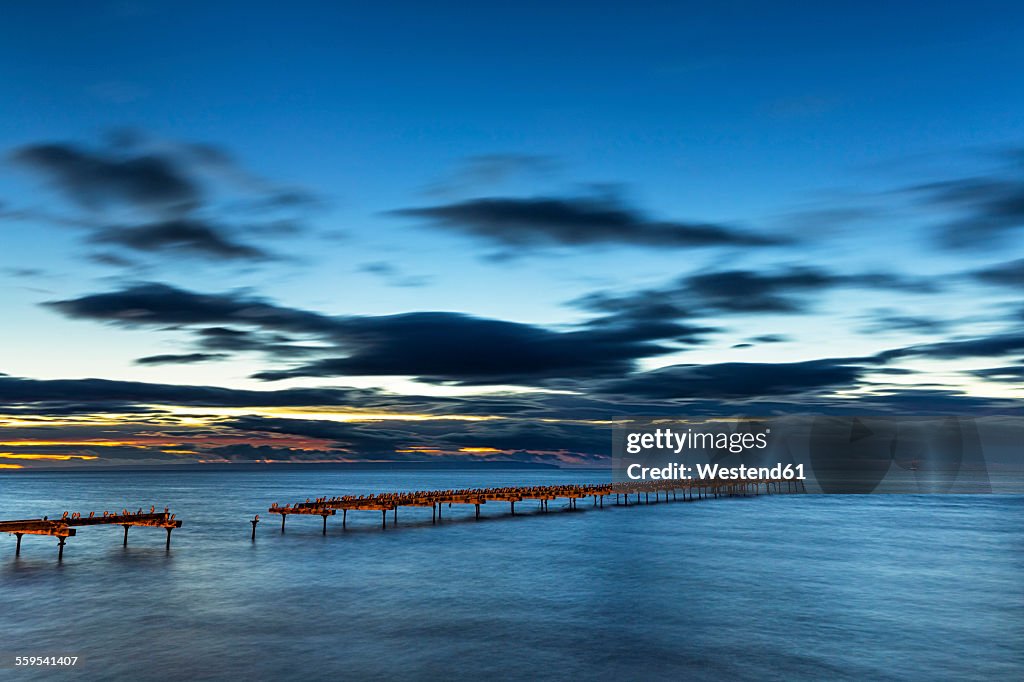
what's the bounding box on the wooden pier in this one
[2,508,182,560]
[264,477,804,536]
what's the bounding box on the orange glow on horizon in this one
[0,440,141,447]
[0,463,24,469]
[0,453,100,461]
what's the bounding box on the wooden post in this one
[250,516,259,540]
[393,507,397,525]
[281,513,286,532]
[510,501,515,516]
[343,509,347,529]
[57,536,66,561]
[15,533,22,556]
[432,505,436,524]
[475,503,480,520]
[381,510,386,529]
[322,513,328,535]
[165,527,172,550]
[123,524,130,547]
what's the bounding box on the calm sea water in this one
[1,469,1021,681]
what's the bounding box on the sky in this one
[1,1,1022,469]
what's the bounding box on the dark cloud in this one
[197,327,275,351]
[47,283,690,385]
[973,258,1024,288]
[11,142,200,212]
[7,134,319,264]
[90,219,271,260]
[877,331,1024,362]
[252,311,673,384]
[204,444,347,462]
[392,194,783,249]
[970,364,1024,382]
[908,173,1024,248]
[750,334,790,344]
[680,269,935,313]
[577,267,936,317]
[47,283,339,334]
[190,326,321,358]
[576,299,717,345]
[135,352,229,366]
[0,374,372,408]
[597,359,867,400]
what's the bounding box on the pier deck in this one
[263,477,804,536]
[2,508,182,560]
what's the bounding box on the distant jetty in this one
[261,476,805,535]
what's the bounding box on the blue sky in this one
[1,2,1022,467]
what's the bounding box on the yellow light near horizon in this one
[0,453,100,461]
[0,414,148,428]
[0,440,138,448]
[458,447,501,453]
[0,463,24,469]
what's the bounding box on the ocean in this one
[1,469,1022,681]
